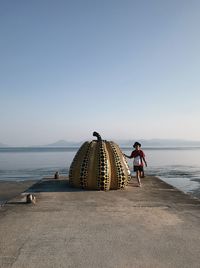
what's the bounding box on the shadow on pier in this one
[27,178,84,193]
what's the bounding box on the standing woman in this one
[124,142,147,187]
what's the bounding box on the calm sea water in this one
[0,147,200,198]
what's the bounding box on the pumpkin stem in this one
[93,131,102,141]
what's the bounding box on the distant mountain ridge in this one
[116,139,200,147]
[45,140,82,147]
[44,139,200,147]
[0,142,7,147]
[1,139,200,147]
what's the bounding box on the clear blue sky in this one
[0,0,200,146]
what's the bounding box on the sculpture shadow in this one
[4,179,85,205]
[26,179,84,193]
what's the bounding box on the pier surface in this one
[0,176,200,268]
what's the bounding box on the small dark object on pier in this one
[54,171,60,179]
[26,194,36,204]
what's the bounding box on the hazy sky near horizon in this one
[1,0,200,146]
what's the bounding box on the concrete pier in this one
[0,176,200,268]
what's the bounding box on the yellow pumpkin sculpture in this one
[69,132,131,190]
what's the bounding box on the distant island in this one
[44,139,200,148]
[1,139,200,148]
[116,139,200,147]
[44,140,82,147]
[0,142,7,147]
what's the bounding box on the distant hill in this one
[45,140,82,147]
[44,139,200,148]
[1,139,200,147]
[116,139,200,147]
[0,142,8,147]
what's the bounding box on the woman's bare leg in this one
[136,170,141,186]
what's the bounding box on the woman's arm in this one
[124,151,134,159]
[142,157,147,167]
[124,154,131,159]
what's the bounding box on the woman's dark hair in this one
[133,142,141,148]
